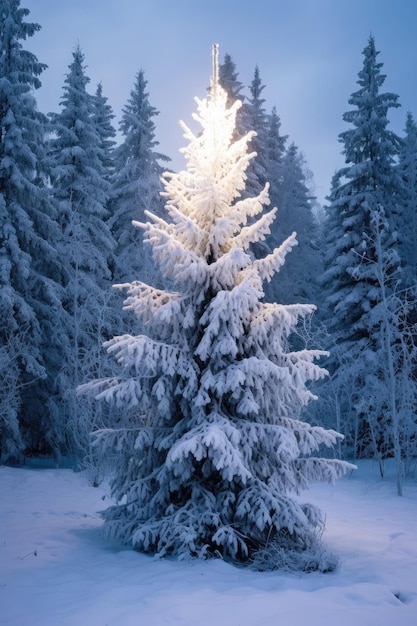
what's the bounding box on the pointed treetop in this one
[211,43,219,97]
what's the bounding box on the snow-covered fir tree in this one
[323,36,402,343]
[48,45,116,455]
[321,36,413,463]
[219,52,246,140]
[0,0,65,460]
[109,69,169,288]
[219,52,245,109]
[84,45,353,570]
[244,65,269,198]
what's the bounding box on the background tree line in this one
[1,2,416,492]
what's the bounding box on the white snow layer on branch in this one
[103,334,196,389]
[208,247,253,290]
[232,206,277,251]
[140,220,208,287]
[166,416,251,483]
[79,376,145,409]
[247,302,316,352]
[114,281,181,324]
[160,167,268,260]
[195,272,261,362]
[253,232,298,282]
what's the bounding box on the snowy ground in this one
[1,461,417,626]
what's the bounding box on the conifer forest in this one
[1,1,417,571]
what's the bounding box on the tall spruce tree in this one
[322,36,411,464]
[0,0,64,460]
[109,69,169,289]
[219,52,246,140]
[219,52,244,108]
[83,46,353,570]
[244,65,269,197]
[323,36,402,341]
[48,45,115,455]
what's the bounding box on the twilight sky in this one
[23,0,417,204]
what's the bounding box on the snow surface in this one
[1,461,416,626]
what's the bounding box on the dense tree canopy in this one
[0,0,63,459]
[109,69,169,288]
[47,45,116,455]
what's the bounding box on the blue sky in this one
[23,0,417,204]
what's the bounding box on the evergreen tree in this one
[323,36,402,341]
[322,36,410,463]
[244,65,269,197]
[219,52,245,139]
[219,52,244,107]
[48,45,115,455]
[83,46,352,570]
[109,69,169,288]
[0,0,64,460]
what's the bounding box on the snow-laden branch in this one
[113,281,181,324]
[232,207,277,251]
[253,232,298,282]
